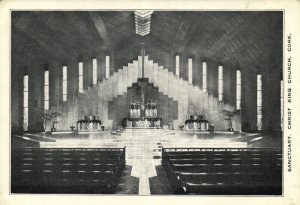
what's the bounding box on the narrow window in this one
[23,74,29,131]
[236,70,241,109]
[202,62,207,92]
[62,66,67,101]
[175,55,180,77]
[188,58,192,84]
[281,80,283,131]
[93,58,97,85]
[218,65,223,101]
[44,70,49,110]
[105,56,110,79]
[79,62,83,93]
[257,74,262,130]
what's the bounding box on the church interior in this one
[11,11,283,195]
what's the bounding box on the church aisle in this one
[149,165,173,194]
[122,129,163,195]
[115,165,139,194]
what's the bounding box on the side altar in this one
[185,113,210,131]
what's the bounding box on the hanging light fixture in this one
[134,10,153,36]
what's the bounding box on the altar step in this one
[118,129,165,161]
[125,127,162,129]
[111,132,122,136]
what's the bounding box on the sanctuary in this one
[10,11,283,196]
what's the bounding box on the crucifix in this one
[137,79,147,117]
[138,43,146,117]
[141,43,145,78]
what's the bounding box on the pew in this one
[11,147,126,194]
[162,147,282,195]
[167,157,281,165]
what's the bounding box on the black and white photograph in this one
[10,10,283,195]
[1,0,300,204]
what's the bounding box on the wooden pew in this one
[167,157,281,165]
[11,147,126,194]
[162,147,282,195]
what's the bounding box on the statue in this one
[43,110,61,132]
[222,109,241,131]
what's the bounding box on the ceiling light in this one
[134,10,153,36]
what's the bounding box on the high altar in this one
[123,47,162,128]
[123,78,162,128]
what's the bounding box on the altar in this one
[123,117,162,128]
[123,76,163,128]
[123,99,162,128]
[77,115,102,131]
[122,48,164,129]
[185,113,210,131]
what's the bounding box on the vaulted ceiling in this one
[12,11,283,73]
